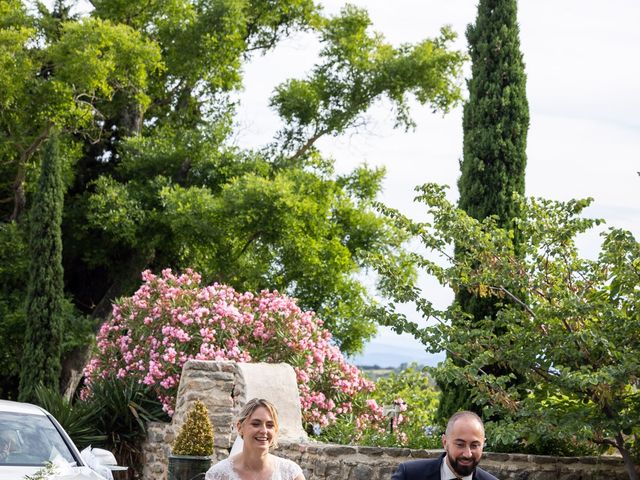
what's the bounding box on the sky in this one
[233,1,640,367]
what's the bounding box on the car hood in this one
[0,465,39,480]
[0,465,108,480]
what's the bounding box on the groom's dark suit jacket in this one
[391,453,498,480]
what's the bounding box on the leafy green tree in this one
[69,4,464,354]
[440,0,530,419]
[373,184,639,479]
[1,1,465,394]
[18,133,65,402]
[1,1,150,396]
[0,1,162,222]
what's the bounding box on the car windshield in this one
[0,411,77,467]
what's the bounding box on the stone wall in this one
[141,361,637,480]
[276,443,634,480]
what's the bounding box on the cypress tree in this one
[18,132,65,402]
[437,0,529,420]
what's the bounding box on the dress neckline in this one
[229,454,277,480]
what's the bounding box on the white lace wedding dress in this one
[204,454,303,480]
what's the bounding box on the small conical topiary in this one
[172,400,215,456]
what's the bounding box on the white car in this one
[0,399,122,480]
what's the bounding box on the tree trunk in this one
[10,126,52,221]
[616,432,639,480]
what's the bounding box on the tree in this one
[66,4,464,355]
[1,0,466,395]
[18,133,65,402]
[373,184,640,480]
[1,0,163,396]
[440,0,530,418]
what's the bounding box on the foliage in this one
[317,364,441,449]
[0,217,93,399]
[371,365,440,449]
[18,133,65,402]
[458,0,529,226]
[24,461,58,480]
[29,377,167,479]
[83,375,169,477]
[0,221,28,398]
[0,0,465,373]
[271,6,464,152]
[82,268,377,429]
[33,384,106,449]
[172,400,214,456]
[441,0,530,420]
[373,184,640,478]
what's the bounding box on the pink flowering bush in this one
[83,268,379,428]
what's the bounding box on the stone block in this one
[557,472,581,480]
[531,471,560,480]
[324,463,342,475]
[358,446,383,456]
[379,466,397,478]
[349,464,374,480]
[304,445,322,454]
[409,449,439,459]
[528,454,557,464]
[382,448,411,457]
[323,446,356,456]
[486,452,510,462]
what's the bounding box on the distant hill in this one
[357,364,439,386]
[349,337,444,369]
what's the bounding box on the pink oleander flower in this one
[82,268,377,430]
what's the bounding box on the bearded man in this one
[391,411,498,480]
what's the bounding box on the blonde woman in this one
[205,398,305,480]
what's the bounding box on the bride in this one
[205,398,305,480]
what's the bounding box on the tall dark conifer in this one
[437,0,529,420]
[18,132,65,402]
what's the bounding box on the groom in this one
[391,411,498,480]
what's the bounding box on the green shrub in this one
[172,400,214,456]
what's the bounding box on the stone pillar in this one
[236,362,308,443]
[141,360,307,480]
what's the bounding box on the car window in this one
[0,411,77,467]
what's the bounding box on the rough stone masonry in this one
[141,360,635,480]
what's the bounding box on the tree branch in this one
[490,285,536,317]
[286,129,326,164]
[10,124,52,221]
[235,230,263,261]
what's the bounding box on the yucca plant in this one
[33,384,105,449]
[87,376,169,479]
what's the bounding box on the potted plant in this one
[168,400,214,480]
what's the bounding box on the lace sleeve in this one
[205,458,237,480]
[276,457,303,480]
